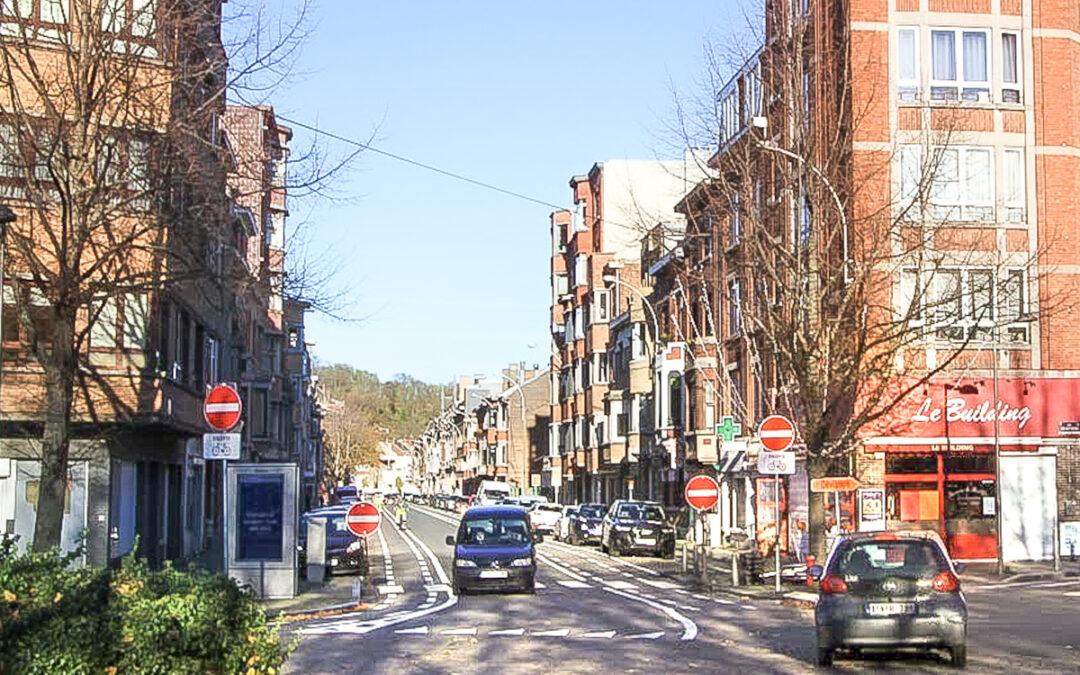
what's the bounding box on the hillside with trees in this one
[317,364,445,492]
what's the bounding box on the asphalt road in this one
[285,505,1080,674]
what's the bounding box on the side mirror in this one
[445,535,455,546]
[953,562,966,575]
[808,565,824,581]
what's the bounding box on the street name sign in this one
[205,383,242,432]
[345,501,382,537]
[684,474,720,511]
[758,415,796,452]
[810,476,861,493]
[757,451,796,475]
[203,433,241,460]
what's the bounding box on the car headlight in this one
[510,558,532,568]
[455,559,477,568]
[614,525,632,532]
[347,541,363,553]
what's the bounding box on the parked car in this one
[555,505,578,541]
[333,485,359,505]
[297,506,370,578]
[811,531,968,668]
[600,500,675,558]
[476,480,512,505]
[452,495,471,513]
[529,503,563,536]
[566,503,606,545]
[446,505,539,594]
[501,495,548,510]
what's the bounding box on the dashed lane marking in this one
[625,631,665,640]
[394,627,428,635]
[440,628,478,636]
[603,580,638,590]
[489,628,526,636]
[580,630,617,639]
[558,580,592,589]
[532,628,572,637]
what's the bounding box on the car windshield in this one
[459,516,531,547]
[830,539,947,581]
[616,504,665,521]
[537,504,561,513]
[578,505,605,518]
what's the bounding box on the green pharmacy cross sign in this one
[715,416,742,442]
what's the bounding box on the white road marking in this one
[713,597,736,605]
[489,628,526,636]
[394,626,429,635]
[677,605,701,612]
[535,582,547,589]
[579,630,617,639]
[603,580,638,590]
[625,631,665,640]
[378,584,404,595]
[532,628,571,637]
[603,587,698,641]
[441,628,477,636]
[536,552,590,582]
[425,584,452,593]
[640,579,679,590]
[557,580,592,589]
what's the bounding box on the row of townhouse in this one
[544,0,1080,565]
[415,365,550,498]
[0,2,323,568]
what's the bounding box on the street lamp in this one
[750,117,852,284]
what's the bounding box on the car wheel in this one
[600,541,608,554]
[610,543,621,557]
[949,645,967,669]
[523,577,536,594]
[815,646,833,667]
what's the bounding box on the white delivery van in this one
[475,480,512,506]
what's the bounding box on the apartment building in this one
[223,105,292,464]
[284,297,324,512]
[549,159,705,506]
[673,0,1080,562]
[0,1,235,567]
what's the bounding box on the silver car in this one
[811,531,968,668]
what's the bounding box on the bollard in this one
[681,541,689,573]
[805,554,817,587]
[731,549,739,587]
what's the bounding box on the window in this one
[0,123,23,199]
[573,307,584,340]
[1001,32,1020,103]
[288,326,300,349]
[573,254,587,287]
[906,267,1028,342]
[250,388,268,437]
[592,289,610,323]
[1002,269,1028,342]
[1,285,18,343]
[897,28,919,101]
[799,188,812,244]
[930,29,990,102]
[1003,148,1025,222]
[728,276,742,336]
[730,192,741,244]
[121,292,148,350]
[91,296,119,349]
[928,147,993,221]
[555,274,569,296]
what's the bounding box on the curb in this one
[271,600,370,624]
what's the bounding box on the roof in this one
[463,505,529,518]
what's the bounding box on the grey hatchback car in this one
[811,531,968,668]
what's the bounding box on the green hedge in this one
[0,537,291,674]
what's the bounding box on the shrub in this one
[0,538,290,674]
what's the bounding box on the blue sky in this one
[269,1,753,384]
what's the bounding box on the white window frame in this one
[930,28,992,103]
[1002,147,1025,222]
[592,289,610,323]
[904,145,995,222]
[727,275,742,336]
[1000,30,1021,104]
[897,27,920,102]
[573,254,588,288]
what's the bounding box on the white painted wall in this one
[1001,453,1057,561]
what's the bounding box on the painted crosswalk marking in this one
[394,626,428,635]
[557,580,591,589]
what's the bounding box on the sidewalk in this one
[261,575,369,620]
[957,559,1080,585]
[668,544,818,607]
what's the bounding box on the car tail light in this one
[819,575,849,594]
[932,570,960,593]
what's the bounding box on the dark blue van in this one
[446,505,539,594]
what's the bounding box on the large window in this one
[897,28,919,101]
[1001,32,1020,103]
[899,145,999,222]
[898,267,1029,343]
[931,29,990,102]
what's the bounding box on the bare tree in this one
[320,396,382,498]
[0,0,351,551]
[670,3,1068,558]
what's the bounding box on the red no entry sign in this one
[204,384,242,432]
[684,474,720,512]
[758,414,796,452]
[345,501,382,537]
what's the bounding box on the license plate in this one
[636,538,656,546]
[866,602,914,616]
[479,570,509,579]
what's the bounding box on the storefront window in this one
[944,453,994,474]
[886,454,937,474]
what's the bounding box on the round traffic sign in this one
[345,501,382,537]
[684,474,720,512]
[758,414,796,452]
[204,384,242,432]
